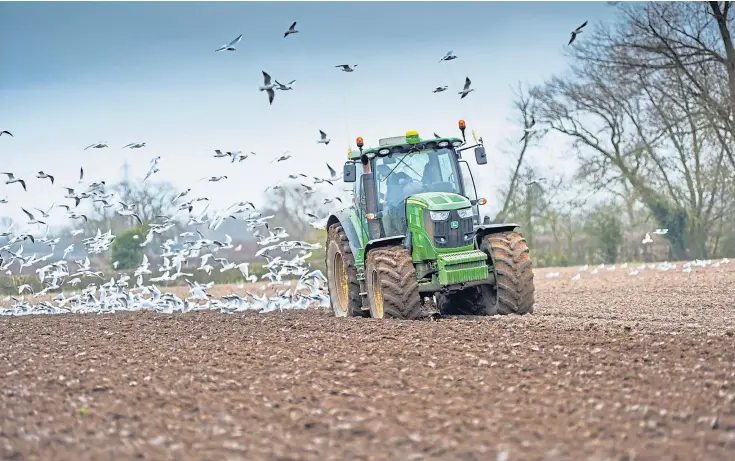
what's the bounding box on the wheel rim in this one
[370,269,384,318]
[333,252,349,313]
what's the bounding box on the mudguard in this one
[365,235,407,255]
[474,223,520,235]
[327,211,364,263]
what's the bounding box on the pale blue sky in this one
[0,1,620,232]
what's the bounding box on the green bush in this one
[110,226,148,270]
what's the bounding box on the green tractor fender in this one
[365,235,409,255]
[326,212,364,262]
[474,223,520,242]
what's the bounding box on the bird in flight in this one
[84,142,108,150]
[1,172,26,191]
[275,79,296,91]
[0,130,12,137]
[123,142,146,149]
[433,86,448,93]
[439,50,457,62]
[259,71,276,105]
[215,34,243,52]
[284,22,299,38]
[568,21,588,45]
[458,77,474,99]
[335,64,357,72]
[317,130,331,145]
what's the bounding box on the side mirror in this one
[343,162,357,182]
[474,146,488,165]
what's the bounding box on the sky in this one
[0,1,621,233]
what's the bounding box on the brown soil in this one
[1,263,734,461]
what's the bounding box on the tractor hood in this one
[406,192,471,211]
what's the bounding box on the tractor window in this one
[458,160,481,225]
[353,165,364,211]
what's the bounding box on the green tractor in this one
[325,120,535,320]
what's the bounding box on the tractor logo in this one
[450,221,459,229]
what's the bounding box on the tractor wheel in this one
[482,231,535,315]
[365,246,423,320]
[326,223,365,318]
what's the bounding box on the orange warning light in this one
[356,137,364,147]
[458,120,466,129]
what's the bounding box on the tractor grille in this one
[431,209,474,249]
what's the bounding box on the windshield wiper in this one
[381,147,422,183]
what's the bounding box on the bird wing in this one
[326,163,336,178]
[262,70,272,85]
[463,77,471,90]
[319,130,327,139]
[228,34,243,47]
[568,33,576,45]
[122,143,135,148]
[290,21,297,30]
[22,208,34,220]
[0,172,13,179]
[576,20,588,31]
[267,88,275,105]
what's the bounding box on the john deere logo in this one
[450,221,459,229]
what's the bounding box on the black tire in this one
[482,231,535,315]
[365,246,423,320]
[325,223,365,317]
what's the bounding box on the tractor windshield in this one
[373,147,463,237]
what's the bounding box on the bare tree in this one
[259,182,333,241]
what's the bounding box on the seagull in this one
[21,208,46,226]
[0,130,12,137]
[653,228,669,235]
[123,142,146,149]
[439,50,457,62]
[433,86,448,93]
[1,172,26,191]
[568,21,588,45]
[202,176,228,182]
[458,77,474,99]
[520,116,536,142]
[284,21,298,38]
[275,79,296,91]
[36,171,55,184]
[326,163,340,180]
[259,71,276,105]
[215,33,243,52]
[317,130,331,145]
[335,64,357,72]
[271,151,292,163]
[642,233,653,244]
[84,142,107,150]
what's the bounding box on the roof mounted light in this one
[438,141,449,148]
[378,148,390,155]
[356,137,364,148]
[452,141,462,147]
[405,130,420,144]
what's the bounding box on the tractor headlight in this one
[457,208,474,219]
[429,210,450,221]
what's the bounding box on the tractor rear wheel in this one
[482,231,535,315]
[326,223,365,317]
[365,246,424,320]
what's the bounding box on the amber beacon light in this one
[458,120,466,129]
[356,137,364,148]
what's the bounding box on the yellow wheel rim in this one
[334,252,349,312]
[371,269,384,318]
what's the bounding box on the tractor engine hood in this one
[405,192,471,210]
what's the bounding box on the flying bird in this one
[21,208,46,226]
[568,21,588,45]
[284,22,299,38]
[439,50,457,62]
[84,142,107,150]
[215,34,243,52]
[317,130,331,145]
[433,86,448,93]
[1,172,26,191]
[458,77,474,99]
[520,116,536,142]
[275,79,296,91]
[335,64,357,72]
[36,171,55,184]
[0,130,12,137]
[123,142,146,149]
[259,71,276,105]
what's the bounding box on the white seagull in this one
[284,22,299,38]
[433,86,448,93]
[317,130,331,145]
[458,77,474,99]
[439,50,457,62]
[335,64,357,72]
[215,34,243,52]
[259,71,276,105]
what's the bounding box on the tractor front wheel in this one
[482,231,535,315]
[326,223,365,317]
[365,246,424,320]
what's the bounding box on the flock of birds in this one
[0,12,688,317]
